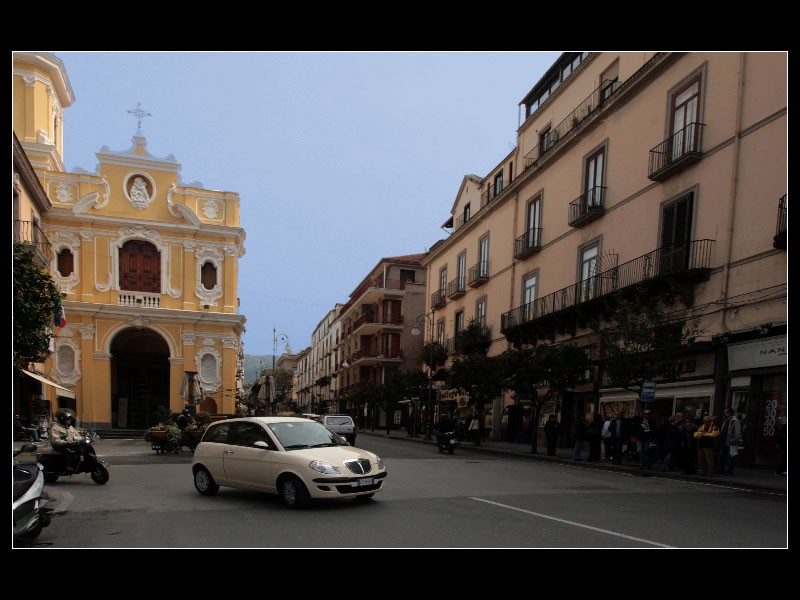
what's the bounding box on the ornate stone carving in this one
[50,338,82,386]
[123,172,156,210]
[128,316,150,329]
[78,325,96,340]
[182,332,197,346]
[202,200,219,219]
[55,182,73,203]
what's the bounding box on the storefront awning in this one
[22,369,75,399]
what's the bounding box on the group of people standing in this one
[544,407,743,475]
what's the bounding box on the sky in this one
[53,51,562,356]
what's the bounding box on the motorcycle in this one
[14,444,53,540]
[435,431,458,454]
[37,435,110,484]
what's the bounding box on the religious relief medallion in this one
[124,172,155,209]
[55,182,73,203]
[202,200,219,219]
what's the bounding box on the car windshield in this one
[326,417,353,426]
[268,421,344,450]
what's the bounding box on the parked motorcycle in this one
[37,435,110,484]
[436,431,458,454]
[14,444,52,540]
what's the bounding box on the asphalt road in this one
[20,436,787,549]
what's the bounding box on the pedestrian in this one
[468,412,481,446]
[609,411,628,465]
[587,413,603,461]
[717,407,742,475]
[14,414,41,442]
[483,411,492,442]
[662,416,681,471]
[636,409,657,469]
[602,415,613,461]
[544,414,561,456]
[177,409,194,430]
[572,413,586,461]
[680,417,698,474]
[694,415,720,476]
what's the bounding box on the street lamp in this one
[272,327,290,414]
[411,308,436,441]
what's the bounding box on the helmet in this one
[56,410,73,425]
[182,409,192,416]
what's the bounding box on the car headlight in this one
[376,456,384,470]
[309,460,340,474]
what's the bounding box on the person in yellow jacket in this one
[694,415,720,476]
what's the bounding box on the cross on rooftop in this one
[127,102,152,133]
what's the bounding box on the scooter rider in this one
[50,410,83,469]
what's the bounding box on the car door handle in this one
[224,450,235,454]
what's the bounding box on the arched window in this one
[119,240,160,293]
[57,248,74,277]
[201,262,217,290]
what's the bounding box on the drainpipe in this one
[720,52,747,334]
[714,52,746,414]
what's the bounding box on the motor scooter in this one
[37,435,110,484]
[14,444,53,540]
[435,431,458,454]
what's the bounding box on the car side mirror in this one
[253,441,272,450]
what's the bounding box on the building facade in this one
[13,52,247,430]
[423,52,786,466]
[335,255,428,423]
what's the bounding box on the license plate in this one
[358,477,374,486]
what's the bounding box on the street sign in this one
[641,380,656,403]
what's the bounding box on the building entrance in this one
[110,328,170,428]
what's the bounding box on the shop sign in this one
[641,380,656,403]
[728,336,787,371]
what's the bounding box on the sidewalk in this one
[358,429,788,495]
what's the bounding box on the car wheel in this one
[193,466,219,496]
[280,475,310,509]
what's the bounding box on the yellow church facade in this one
[13,52,246,430]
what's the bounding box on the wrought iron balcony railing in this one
[447,277,466,299]
[568,186,606,227]
[501,239,714,333]
[15,220,52,266]
[514,227,543,260]
[481,178,506,205]
[648,122,704,181]
[468,261,490,287]
[432,289,447,309]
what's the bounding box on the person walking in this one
[636,409,657,469]
[602,415,613,461]
[717,407,742,475]
[680,417,698,474]
[544,414,561,456]
[572,413,586,461]
[587,413,603,461]
[609,411,628,465]
[694,415,720,476]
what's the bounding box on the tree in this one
[13,243,63,369]
[260,367,294,409]
[591,285,701,408]
[500,343,590,454]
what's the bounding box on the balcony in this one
[468,262,490,287]
[447,325,492,355]
[346,346,402,367]
[118,291,161,308]
[524,78,622,171]
[432,290,447,309]
[350,311,404,336]
[648,122,704,181]
[339,278,411,318]
[447,277,466,299]
[568,186,606,227]
[501,239,715,344]
[481,179,506,206]
[15,220,52,267]
[514,227,543,260]
[774,195,787,250]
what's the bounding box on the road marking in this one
[470,497,675,548]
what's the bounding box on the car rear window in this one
[326,417,353,426]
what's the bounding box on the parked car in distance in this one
[319,414,357,445]
[191,417,385,508]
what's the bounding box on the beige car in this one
[191,417,386,508]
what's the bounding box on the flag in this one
[54,303,67,328]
